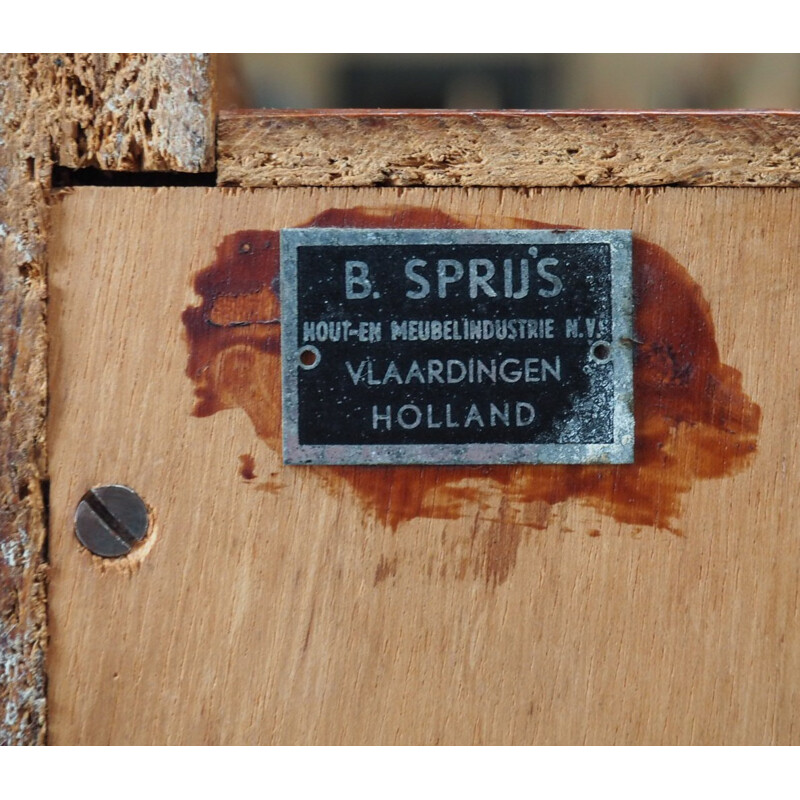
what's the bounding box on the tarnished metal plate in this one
[281,228,633,465]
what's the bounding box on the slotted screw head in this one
[74,485,149,558]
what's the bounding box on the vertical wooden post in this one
[0,53,216,745]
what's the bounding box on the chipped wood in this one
[217,109,800,188]
[51,53,216,173]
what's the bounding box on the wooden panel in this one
[48,185,800,744]
[218,110,800,188]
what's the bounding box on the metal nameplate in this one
[281,228,633,465]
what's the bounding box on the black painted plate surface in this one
[281,228,633,465]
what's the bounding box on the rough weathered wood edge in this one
[0,53,215,746]
[50,53,216,172]
[217,109,800,188]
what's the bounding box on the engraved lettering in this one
[398,404,422,429]
[469,259,497,298]
[447,360,467,383]
[504,256,530,299]
[346,361,367,385]
[428,360,444,383]
[515,402,536,426]
[405,259,430,299]
[437,259,464,298]
[427,405,442,428]
[406,361,425,383]
[367,362,381,385]
[345,260,372,299]
[490,403,510,426]
[382,362,402,384]
[566,318,581,338]
[499,359,522,382]
[372,405,391,430]
[477,360,496,383]
[464,404,485,428]
[536,252,562,298]
[542,358,560,381]
[391,320,407,339]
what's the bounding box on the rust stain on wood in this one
[182,207,760,585]
[238,454,256,481]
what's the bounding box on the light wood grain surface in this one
[48,185,800,744]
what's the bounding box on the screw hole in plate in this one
[590,340,612,364]
[298,345,321,370]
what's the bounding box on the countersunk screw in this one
[74,485,149,558]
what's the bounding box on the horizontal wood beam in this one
[217,110,800,188]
